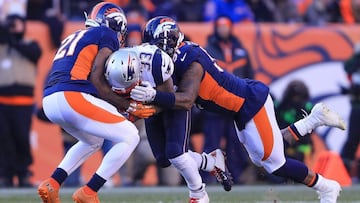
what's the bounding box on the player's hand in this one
[126,100,156,118]
[130,81,156,103]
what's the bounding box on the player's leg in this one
[282,102,346,145]
[65,93,139,203]
[341,106,360,176]
[237,95,341,203]
[162,109,209,202]
[145,112,171,168]
[38,92,139,203]
[184,110,232,191]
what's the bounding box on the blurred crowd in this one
[0,0,359,189]
[25,0,360,25]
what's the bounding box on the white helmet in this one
[105,49,141,94]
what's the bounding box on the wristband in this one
[153,91,175,109]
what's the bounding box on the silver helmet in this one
[105,49,141,94]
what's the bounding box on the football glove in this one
[130,81,156,103]
[126,100,156,119]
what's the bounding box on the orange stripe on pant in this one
[64,91,125,123]
[253,106,274,161]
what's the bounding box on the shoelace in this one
[301,108,309,118]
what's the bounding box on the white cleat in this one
[189,184,209,203]
[316,179,342,203]
[309,103,346,130]
[209,149,233,191]
[188,192,209,203]
[211,149,226,171]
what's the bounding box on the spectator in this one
[271,80,314,183]
[303,0,342,25]
[340,43,360,182]
[205,16,254,79]
[27,0,65,48]
[202,15,254,184]
[204,0,254,22]
[272,0,303,23]
[0,13,42,187]
[246,0,277,22]
[174,0,207,22]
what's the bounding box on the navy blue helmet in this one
[143,16,184,57]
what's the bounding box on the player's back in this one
[174,41,269,128]
[44,26,120,97]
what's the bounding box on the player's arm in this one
[153,77,175,113]
[90,47,130,111]
[173,61,204,110]
[130,61,203,111]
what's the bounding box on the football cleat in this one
[72,186,100,203]
[308,103,346,130]
[316,179,341,203]
[209,149,233,191]
[189,184,209,203]
[37,178,61,203]
[188,193,209,203]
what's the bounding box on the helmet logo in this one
[153,21,176,39]
[124,55,136,82]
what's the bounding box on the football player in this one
[37,2,155,203]
[105,37,232,202]
[131,16,345,203]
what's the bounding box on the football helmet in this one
[85,2,127,42]
[143,16,184,57]
[105,49,141,95]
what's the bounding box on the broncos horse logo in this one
[250,24,354,84]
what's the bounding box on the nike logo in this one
[180,53,187,62]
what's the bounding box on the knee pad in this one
[166,142,185,160]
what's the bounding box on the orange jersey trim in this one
[0,96,34,105]
[198,72,244,112]
[253,106,274,161]
[64,91,125,123]
[70,44,98,80]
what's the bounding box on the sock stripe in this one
[203,155,207,170]
[289,125,300,141]
[308,173,319,187]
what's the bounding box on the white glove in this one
[130,81,156,103]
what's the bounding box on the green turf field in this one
[0,185,359,203]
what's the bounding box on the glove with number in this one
[130,81,156,103]
[126,100,156,119]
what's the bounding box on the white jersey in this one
[126,43,174,88]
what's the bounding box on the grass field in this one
[1,185,359,203]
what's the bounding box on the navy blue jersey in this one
[44,26,120,97]
[174,41,269,128]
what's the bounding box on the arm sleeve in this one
[12,40,42,64]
